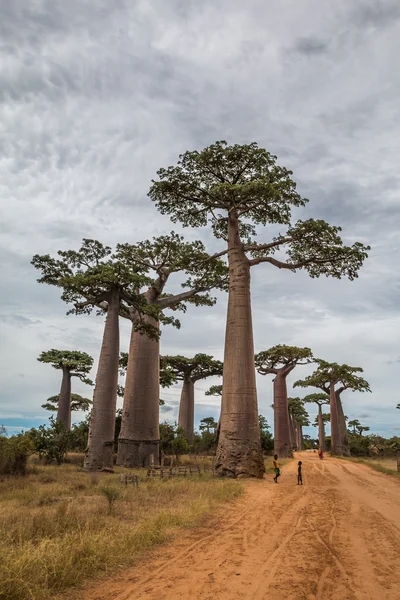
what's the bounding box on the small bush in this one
[0,434,33,476]
[98,485,121,514]
[28,418,74,464]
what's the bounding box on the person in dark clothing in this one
[297,461,303,485]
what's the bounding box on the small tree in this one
[29,417,74,464]
[259,415,273,453]
[255,346,313,457]
[295,361,371,456]
[303,393,330,450]
[37,350,93,429]
[114,233,227,468]
[160,354,223,440]
[149,141,369,477]
[32,239,152,471]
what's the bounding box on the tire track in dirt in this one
[78,454,400,600]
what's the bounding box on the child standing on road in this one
[297,461,303,485]
[273,454,280,483]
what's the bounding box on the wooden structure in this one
[120,473,139,487]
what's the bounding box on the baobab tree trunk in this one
[57,367,71,429]
[117,315,160,467]
[215,211,264,478]
[318,404,326,450]
[298,426,304,450]
[84,289,120,471]
[330,382,343,456]
[336,392,350,456]
[289,412,297,451]
[273,374,293,458]
[178,378,195,440]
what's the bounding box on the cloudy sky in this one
[1,0,400,438]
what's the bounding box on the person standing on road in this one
[273,454,280,483]
[297,461,303,485]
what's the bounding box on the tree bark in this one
[117,315,160,467]
[289,412,297,451]
[84,288,120,471]
[57,367,71,429]
[298,425,304,450]
[336,392,350,456]
[215,211,265,478]
[178,378,195,440]
[330,382,343,456]
[318,404,326,451]
[273,373,293,458]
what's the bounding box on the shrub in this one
[28,418,74,464]
[0,434,33,476]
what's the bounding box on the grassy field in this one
[0,461,243,600]
[342,456,400,478]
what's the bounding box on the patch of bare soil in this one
[78,453,400,600]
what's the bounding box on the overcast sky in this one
[1,0,400,439]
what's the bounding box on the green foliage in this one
[0,434,33,476]
[159,422,189,459]
[37,349,94,385]
[115,232,228,317]
[205,384,222,397]
[303,392,330,406]
[255,345,313,374]
[288,397,310,426]
[397,404,400,410]
[312,413,331,427]
[31,239,159,337]
[259,415,273,453]
[294,360,371,395]
[199,417,218,433]
[160,354,223,383]
[42,393,92,413]
[98,485,121,515]
[29,417,74,464]
[149,141,370,277]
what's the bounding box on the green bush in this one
[0,434,33,476]
[29,417,74,464]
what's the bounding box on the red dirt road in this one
[80,453,400,600]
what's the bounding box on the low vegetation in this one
[0,463,243,600]
[341,456,400,478]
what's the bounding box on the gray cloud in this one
[1,0,400,435]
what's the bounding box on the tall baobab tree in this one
[41,393,92,427]
[303,393,330,451]
[295,360,371,456]
[37,350,93,429]
[115,233,227,467]
[160,354,223,440]
[255,346,314,457]
[288,397,310,450]
[32,239,152,471]
[149,140,370,477]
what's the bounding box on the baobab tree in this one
[32,239,152,471]
[115,233,227,467]
[303,393,330,450]
[255,345,314,457]
[295,360,371,456]
[397,404,400,410]
[160,354,223,440]
[37,350,93,429]
[149,141,369,477]
[348,419,370,436]
[287,397,310,450]
[42,393,92,427]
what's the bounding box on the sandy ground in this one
[79,453,400,600]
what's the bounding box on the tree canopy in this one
[288,397,310,426]
[255,345,314,375]
[37,350,93,385]
[149,141,370,276]
[303,392,330,406]
[41,393,92,413]
[115,232,228,321]
[160,354,223,383]
[294,360,371,395]
[205,384,223,397]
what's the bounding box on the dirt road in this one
[81,454,400,600]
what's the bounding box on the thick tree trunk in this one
[57,367,71,429]
[84,289,120,471]
[318,404,326,451]
[273,373,293,458]
[178,378,195,440]
[215,211,264,478]
[117,315,160,467]
[298,426,304,450]
[336,392,350,456]
[330,382,342,456]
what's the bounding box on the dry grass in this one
[0,463,243,600]
[342,456,400,478]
